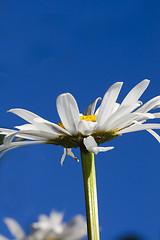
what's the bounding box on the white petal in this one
[0,235,9,240]
[121,79,150,106]
[15,124,40,131]
[18,130,58,140]
[96,82,123,129]
[37,214,49,223]
[60,215,87,240]
[28,229,46,240]
[92,146,114,155]
[147,129,160,143]
[11,126,58,140]
[131,112,155,123]
[111,102,120,114]
[136,96,160,113]
[7,131,48,141]
[0,128,16,135]
[154,112,160,118]
[4,218,25,240]
[83,136,114,154]
[32,219,49,230]
[136,112,155,119]
[3,132,16,146]
[118,123,160,134]
[57,93,80,134]
[84,97,101,115]
[0,138,45,158]
[8,108,70,136]
[61,148,67,166]
[66,148,79,162]
[108,112,155,131]
[0,128,46,140]
[103,104,140,130]
[50,210,64,226]
[107,113,143,131]
[61,148,79,166]
[152,104,160,110]
[94,106,100,115]
[78,120,97,135]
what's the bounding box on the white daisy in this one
[0,79,160,164]
[28,211,87,240]
[0,211,87,240]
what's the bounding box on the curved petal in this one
[61,148,79,166]
[0,140,45,157]
[83,136,114,154]
[0,128,49,141]
[66,148,79,162]
[16,124,59,139]
[0,132,45,157]
[84,97,101,115]
[18,130,58,140]
[102,104,139,130]
[0,235,9,240]
[57,93,80,134]
[3,132,16,147]
[8,108,70,136]
[118,123,160,134]
[121,79,150,106]
[147,129,160,143]
[96,82,123,129]
[61,148,67,166]
[0,128,41,141]
[136,96,160,113]
[4,218,25,240]
[108,112,155,131]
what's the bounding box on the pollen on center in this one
[57,121,65,129]
[80,115,97,122]
[57,115,97,129]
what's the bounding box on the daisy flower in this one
[0,211,87,240]
[0,79,160,164]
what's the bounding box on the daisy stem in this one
[80,147,100,240]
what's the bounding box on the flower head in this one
[0,211,87,240]
[0,79,160,164]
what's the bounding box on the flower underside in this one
[47,115,119,148]
[47,130,119,148]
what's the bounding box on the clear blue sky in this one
[0,1,160,239]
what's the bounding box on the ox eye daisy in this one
[1,79,159,161]
[0,211,87,240]
[0,79,160,240]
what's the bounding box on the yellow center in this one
[57,115,97,129]
[80,115,97,122]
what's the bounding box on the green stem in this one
[80,147,100,240]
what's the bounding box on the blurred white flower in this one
[0,211,87,240]
[0,79,160,163]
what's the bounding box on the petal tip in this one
[143,79,150,85]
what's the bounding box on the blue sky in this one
[0,0,160,239]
